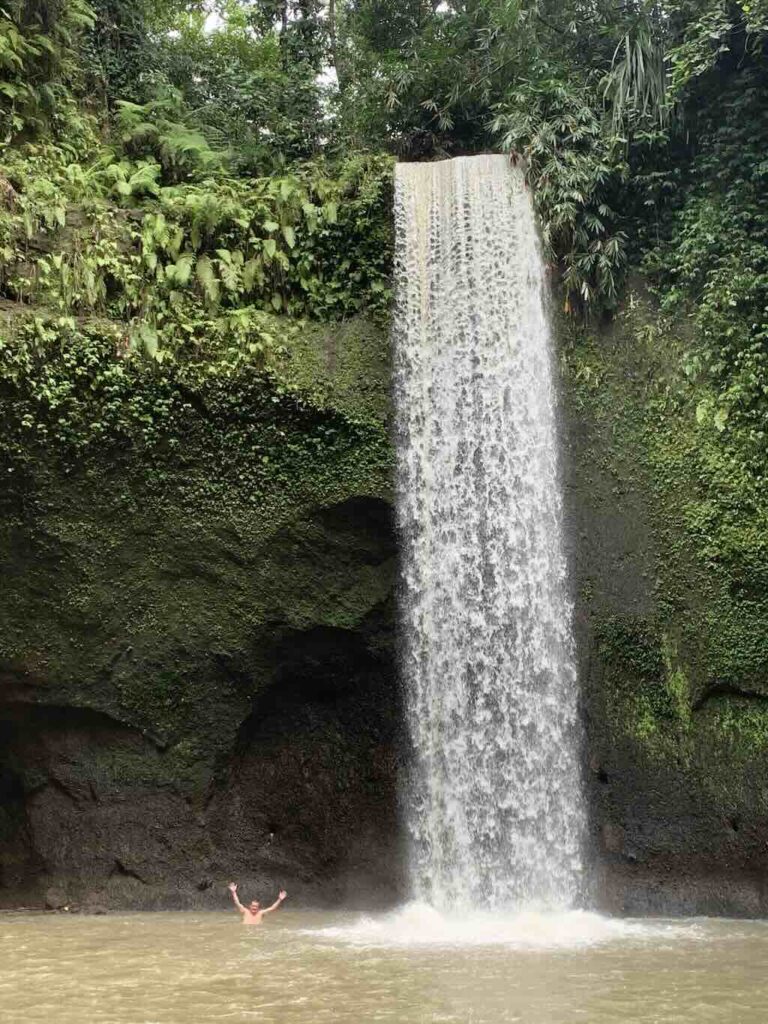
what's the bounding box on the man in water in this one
[227,881,287,925]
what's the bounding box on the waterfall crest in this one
[393,155,587,910]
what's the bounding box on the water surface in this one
[2,905,767,1023]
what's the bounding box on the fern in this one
[195,254,220,306]
[117,94,225,183]
[216,249,244,292]
[0,0,94,141]
[104,159,161,200]
[172,253,195,287]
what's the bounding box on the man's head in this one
[249,900,261,913]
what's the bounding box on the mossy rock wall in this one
[0,317,405,910]
[561,286,768,915]
[3,280,768,916]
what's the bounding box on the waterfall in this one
[393,155,587,911]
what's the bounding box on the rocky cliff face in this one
[562,289,768,917]
[2,287,767,916]
[0,319,405,910]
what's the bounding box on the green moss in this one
[0,313,395,766]
[275,318,392,425]
[564,286,768,795]
[83,742,208,793]
[702,697,768,749]
[661,635,692,727]
[595,616,665,682]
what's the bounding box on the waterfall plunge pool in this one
[2,907,767,1023]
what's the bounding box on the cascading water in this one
[393,154,588,911]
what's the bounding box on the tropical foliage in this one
[1,0,767,696]
[1,0,767,377]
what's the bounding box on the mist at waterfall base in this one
[390,153,588,944]
[309,901,691,949]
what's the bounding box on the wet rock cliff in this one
[562,288,768,917]
[0,319,405,910]
[2,284,767,916]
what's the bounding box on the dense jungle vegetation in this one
[1,0,767,696]
[2,1,767,381]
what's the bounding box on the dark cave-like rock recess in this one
[0,494,405,911]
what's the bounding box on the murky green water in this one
[1,906,767,1023]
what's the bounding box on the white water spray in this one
[393,155,587,910]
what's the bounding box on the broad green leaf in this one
[243,259,260,291]
[196,254,220,304]
[140,324,158,357]
[173,254,194,286]
[713,407,729,432]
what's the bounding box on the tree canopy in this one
[2,0,767,402]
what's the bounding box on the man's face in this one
[249,901,260,913]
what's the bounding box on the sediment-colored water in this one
[2,908,767,1023]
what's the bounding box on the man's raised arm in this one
[228,882,246,913]
[262,889,288,914]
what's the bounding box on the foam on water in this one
[307,902,700,951]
